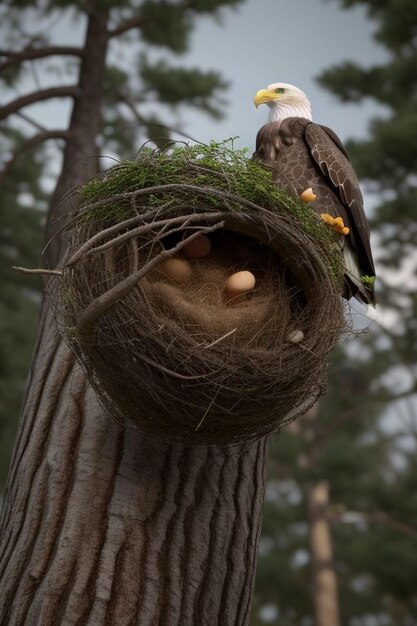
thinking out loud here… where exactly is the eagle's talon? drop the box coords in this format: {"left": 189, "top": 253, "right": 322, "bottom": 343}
{"left": 320, "top": 213, "right": 350, "bottom": 236}
{"left": 300, "top": 187, "right": 317, "bottom": 203}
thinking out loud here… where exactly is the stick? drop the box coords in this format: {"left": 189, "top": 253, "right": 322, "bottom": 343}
{"left": 13, "top": 266, "right": 62, "bottom": 277}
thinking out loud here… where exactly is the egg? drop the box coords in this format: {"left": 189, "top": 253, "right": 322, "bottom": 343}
{"left": 160, "top": 258, "right": 192, "bottom": 282}
{"left": 183, "top": 234, "right": 211, "bottom": 259}
{"left": 224, "top": 270, "right": 256, "bottom": 302}
{"left": 300, "top": 187, "right": 317, "bottom": 203}
{"left": 287, "top": 329, "right": 304, "bottom": 344}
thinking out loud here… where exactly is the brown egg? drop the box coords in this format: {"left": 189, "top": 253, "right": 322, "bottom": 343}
{"left": 160, "top": 258, "right": 192, "bottom": 282}
{"left": 224, "top": 270, "right": 256, "bottom": 301}
{"left": 183, "top": 234, "right": 211, "bottom": 259}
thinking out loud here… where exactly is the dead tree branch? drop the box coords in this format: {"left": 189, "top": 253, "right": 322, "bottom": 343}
{"left": 329, "top": 508, "right": 417, "bottom": 539}
{"left": 0, "top": 130, "right": 70, "bottom": 184}
{"left": 0, "top": 86, "right": 80, "bottom": 121}
{"left": 108, "top": 16, "right": 145, "bottom": 37}
{"left": 0, "top": 46, "right": 83, "bottom": 72}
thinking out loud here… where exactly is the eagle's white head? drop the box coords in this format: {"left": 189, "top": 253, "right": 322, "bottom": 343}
{"left": 254, "top": 82, "right": 313, "bottom": 124}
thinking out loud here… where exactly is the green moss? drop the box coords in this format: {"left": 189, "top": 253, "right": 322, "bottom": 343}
{"left": 80, "top": 139, "right": 343, "bottom": 280}
{"left": 361, "top": 274, "right": 376, "bottom": 285}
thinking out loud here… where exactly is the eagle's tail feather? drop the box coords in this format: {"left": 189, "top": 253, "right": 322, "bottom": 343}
{"left": 343, "top": 247, "right": 376, "bottom": 306}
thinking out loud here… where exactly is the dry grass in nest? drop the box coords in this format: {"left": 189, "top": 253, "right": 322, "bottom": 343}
{"left": 48, "top": 143, "right": 347, "bottom": 446}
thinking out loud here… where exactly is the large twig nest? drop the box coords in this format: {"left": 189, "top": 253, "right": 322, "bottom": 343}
{"left": 48, "top": 142, "right": 346, "bottom": 445}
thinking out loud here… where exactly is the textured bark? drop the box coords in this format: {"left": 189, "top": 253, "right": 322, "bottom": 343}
{"left": 0, "top": 303, "right": 267, "bottom": 625}
{"left": 46, "top": 6, "right": 110, "bottom": 266}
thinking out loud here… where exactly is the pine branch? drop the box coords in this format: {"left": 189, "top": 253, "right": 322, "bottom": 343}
{"left": 107, "top": 0, "right": 210, "bottom": 38}
{"left": 329, "top": 508, "right": 417, "bottom": 539}
{"left": 15, "top": 110, "right": 49, "bottom": 133}
{"left": 316, "top": 381, "right": 417, "bottom": 449}
{"left": 0, "top": 46, "right": 84, "bottom": 73}
{"left": 0, "top": 86, "right": 80, "bottom": 121}
{"left": 108, "top": 16, "right": 145, "bottom": 38}
{"left": 0, "top": 130, "right": 70, "bottom": 184}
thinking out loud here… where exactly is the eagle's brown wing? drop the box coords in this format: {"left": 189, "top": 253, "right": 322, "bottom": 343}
{"left": 304, "top": 123, "right": 375, "bottom": 278}
{"left": 254, "top": 118, "right": 376, "bottom": 302}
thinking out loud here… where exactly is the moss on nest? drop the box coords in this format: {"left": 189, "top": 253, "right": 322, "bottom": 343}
{"left": 80, "top": 140, "right": 344, "bottom": 283}
{"left": 82, "top": 142, "right": 333, "bottom": 236}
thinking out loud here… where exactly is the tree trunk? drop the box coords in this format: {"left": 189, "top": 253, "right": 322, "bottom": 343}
{"left": 303, "top": 405, "right": 340, "bottom": 626}
{"left": 307, "top": 480, "right": 340, "bottom": 626}
{"left": 46, "top": 5, "right": 109, "bottom": 266}
{"left": 0, "top": 302, "right": 267, "bottom": 625}
{"left": 0, "top": 6, "right": 268, "bottom": 625}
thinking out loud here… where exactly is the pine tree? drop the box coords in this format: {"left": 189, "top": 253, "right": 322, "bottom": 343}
{"left": 318, "top": 2, "right": 417, "bottom": 620}
{"left": 0, "top": 3, "right": 271, "bottom": 625}
{"left": 0, "top": 0, "right": 241, "bottom": 486}
{"left": 253, "top": 2, "right": 417, "bottom": 624}
{"left": 0, "top": 135, "right": 45, "bottom": 487}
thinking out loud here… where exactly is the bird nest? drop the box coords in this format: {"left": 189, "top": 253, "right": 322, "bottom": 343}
{"left": 48, "top": 141, "right": 346, "bottom": 446}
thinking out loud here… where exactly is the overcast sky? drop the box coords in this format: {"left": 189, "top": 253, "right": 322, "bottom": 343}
{"left": 181, "top": 0, "right": 387, "bottom": 148}
{"left": 12, "top": 0, "right": 388, "bottom": 154}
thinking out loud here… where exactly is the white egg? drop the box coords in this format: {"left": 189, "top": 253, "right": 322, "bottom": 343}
{"left": 183, "top": 234, "right": 211, "bottom": 259}
{"left": 287, "top": 329, "right": 305, "bottom": 344}
{"left": 224, "top": 270, "right": 256, "bottom": 301}
{"left": 160, "top": 258, "right": 192, "bottom": 282}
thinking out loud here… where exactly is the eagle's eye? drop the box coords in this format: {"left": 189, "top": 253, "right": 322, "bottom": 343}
{"left": 274, "top": 88, "right": 286, "bottom": 94}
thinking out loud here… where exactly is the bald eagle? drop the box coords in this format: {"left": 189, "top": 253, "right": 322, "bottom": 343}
{"left": 253, "top": 82, "right": 376, "bottom": 306}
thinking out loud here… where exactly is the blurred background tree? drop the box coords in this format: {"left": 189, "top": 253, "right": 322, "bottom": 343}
{"left": 0, "top": 137, "right": 45, "bottom": 484}
{"left": 0, "top": 0, "right": 245, "bottom": 491}
{"left": 252, "top": 1, "right": 417, "bottom": 624}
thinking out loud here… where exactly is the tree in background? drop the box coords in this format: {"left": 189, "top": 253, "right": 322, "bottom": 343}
{"left": 253, "top": 1, "right": 417, "bottom": 624}
{"left": 0, "top": 137, "right": 45, "bottom": 485}
{"left": 253, "top": 356, "right": 417, "bottom": 625}
{"left": 0, "top": 0, "right": 241, "bottom": 488}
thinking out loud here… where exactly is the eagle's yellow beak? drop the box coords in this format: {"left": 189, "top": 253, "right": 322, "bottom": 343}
{"left": 254, "top": 88, "right": 280, "bottom": 108}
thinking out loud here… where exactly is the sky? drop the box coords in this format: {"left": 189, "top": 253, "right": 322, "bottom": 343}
{"left": 9, "top": 0, "right": 388, "bottom": 154}
{"left": 180, "top": 0, "right": 388, "bottom": 148}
